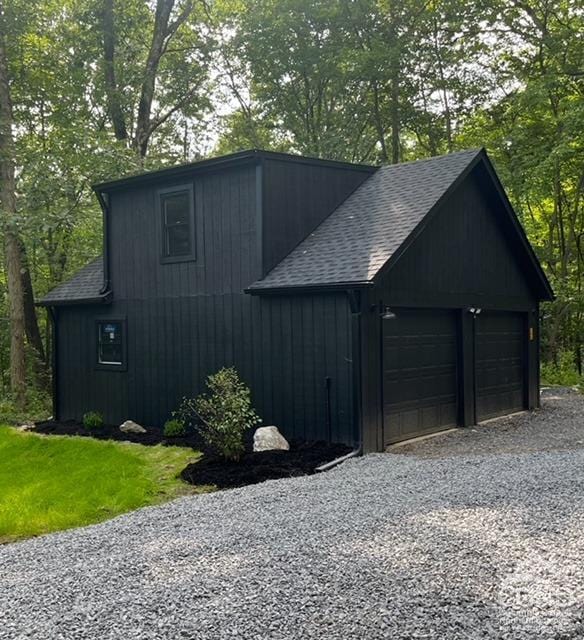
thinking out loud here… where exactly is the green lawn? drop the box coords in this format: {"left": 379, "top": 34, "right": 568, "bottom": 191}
{"left": 0, "top": 426, "right": 201, "bottom": 543}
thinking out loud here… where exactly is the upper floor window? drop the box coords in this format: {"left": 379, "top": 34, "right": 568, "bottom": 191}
{"left": 159, "top": 184, "right": 195, "bottom": 263}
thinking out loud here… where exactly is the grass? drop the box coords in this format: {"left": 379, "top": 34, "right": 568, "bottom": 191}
{"left": 0, "top": 425, "right": 202, "bottom": 543}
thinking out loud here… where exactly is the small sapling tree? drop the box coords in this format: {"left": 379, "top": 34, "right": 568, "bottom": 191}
{"left": 176, "top": 367, "right": 260, "bottom": 461}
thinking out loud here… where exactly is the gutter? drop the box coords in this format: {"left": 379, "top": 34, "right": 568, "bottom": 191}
{"left": 316, "top": 288, "right": 364, "bottom": 471}
{"left": 36, "top": 293, "right": 111, "bottom": 308}
{"left": 245, "top": 281, "right": 373, "bottom": 296}
{"left": 92, "top": 149, "right": 376, "bottom": 193}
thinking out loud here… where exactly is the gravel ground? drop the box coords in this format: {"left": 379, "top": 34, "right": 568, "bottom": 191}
{"left": 394, "top": 386, "right": 584, "bottom": 457}
{"left": 2, "top": 388, "right": 584, "bottom": 640}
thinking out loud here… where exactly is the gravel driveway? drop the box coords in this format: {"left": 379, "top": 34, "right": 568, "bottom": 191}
{"left": 2, "top": 388, "right": 584, "bottom": 640}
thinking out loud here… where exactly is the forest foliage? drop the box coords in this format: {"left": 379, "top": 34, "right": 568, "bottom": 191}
{"left": 0, "top": 0, "right": 582, "bottom": 413}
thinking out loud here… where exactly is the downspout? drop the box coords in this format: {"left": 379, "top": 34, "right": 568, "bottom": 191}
{"left": 47, "top": 306, "right": 59, "bottom": 420}
{"left": 316, "top": 288, "right": 363, "bottom": 472}
{"left": 94, "top": 190, "right": 111, "bottom": 295}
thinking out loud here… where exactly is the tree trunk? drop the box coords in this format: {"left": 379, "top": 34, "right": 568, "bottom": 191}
{"left": 0, "top": 2, "right": 26, "bottom": 408}
{"left": 390, "top": 67, "right": 400, "bottom": 164}
{"left": 134, "top": 0, "right": 176, "bottom": 158}
{"left": 102, "top": 0, "right": 128, "bottom": 141}
{"left": 133, "top": 0, "right": 195, "bottom": 159}
{"left": 4, "top": 233, "right": 26, "bottom": 405}
{"left": 388, "top": 18, "right": 400, "bottom": 165}
{"left": 432, "top": 18, "right": 453, "bottom": 153}
{"left": 371, "top": 80, "right": 388, "bottom": 162}
{"left": 19, "top": 239, "right": 50, "bottom": 388}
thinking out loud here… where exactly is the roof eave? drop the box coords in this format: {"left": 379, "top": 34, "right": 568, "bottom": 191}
{"left": 245, "top": 281, "right": 374, "bottom": 296}
{"left": 92, "top": 149, "right": 377, "bottom": 193}
{"left": 36, "top": 291, "right": 112, "bottom": 308}
{"left": 92, "top": 150, "right": 261, "bottom": 193}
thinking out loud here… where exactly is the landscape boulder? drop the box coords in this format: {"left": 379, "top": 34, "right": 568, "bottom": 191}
{"left": 119, "top": 420, "right": 147, "bottom": 434}
{"left": 253, "top": 426, "right": 289, "bottom": 452}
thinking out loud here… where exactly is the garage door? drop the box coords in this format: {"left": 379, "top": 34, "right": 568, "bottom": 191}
{"left": 383, "top": 310, "right": 459, "bottom": 446}
{"left": 475, "top": 312, "right": 525, "bottom": 421}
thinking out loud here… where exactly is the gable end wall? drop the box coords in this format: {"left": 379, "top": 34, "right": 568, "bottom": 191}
{"left": 377, "top": 166, "right": 538, "bottom": 309}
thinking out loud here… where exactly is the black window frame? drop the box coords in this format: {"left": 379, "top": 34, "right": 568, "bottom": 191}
{"left": 95, "top": 318, "right": 127, "bottom": 372}
{"left": 158, "top": 183, "right": 196, "bottom": 264}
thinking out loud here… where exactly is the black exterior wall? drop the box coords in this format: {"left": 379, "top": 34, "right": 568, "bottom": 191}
{"left": 358, "top": 164, "right": 542, "bottom": 451}
{"left": 55, "top": 294, "right": 355, "bottom": 443}
{"left": 55, "top": 157, "right": 359, "bottom": 444}
{"left": 261, "top": 159, "right": 373, "bottom": 274}
{"left": 51, "top": 153, "right": 548, "bottom": 452}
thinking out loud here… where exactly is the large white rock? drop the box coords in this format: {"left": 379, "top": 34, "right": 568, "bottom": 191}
{"left": 253, "top": 426, "right": 290, "bottom": 452}
{"left": 119, "top": 420, "right": 147, "bottom": 434}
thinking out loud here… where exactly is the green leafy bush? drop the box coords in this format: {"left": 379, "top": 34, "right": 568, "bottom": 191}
{"left": 163, "top": 418, "right": 186, "bottom": 438}
{"left": 82, "top": 411, "right": 104, "bottom": 430}
{"left": 176, "top": 367, "right": 261, "bottom": 461}
{"left": 541, "top": 350, "right": 582, "bottom": 387}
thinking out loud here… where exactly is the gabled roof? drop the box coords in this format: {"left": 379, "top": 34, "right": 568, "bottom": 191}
{"left": 247, "top": 149, "right": 482, "bottom": 292}
{"left": 247, "top": 149, "right": 553, "bottom": 300}
{"left": 41, "top": 148, "right": 552, "bottom": 306}
{"left": 38, "top": 257, "right": 107, "bottom": 306}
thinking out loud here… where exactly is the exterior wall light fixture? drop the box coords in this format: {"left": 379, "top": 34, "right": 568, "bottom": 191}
{"left": 381, "top": 306, "right": 397, "bottom": 320}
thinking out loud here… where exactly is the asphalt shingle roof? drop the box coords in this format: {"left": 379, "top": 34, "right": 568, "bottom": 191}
{"left": 39, "top": 150, "right": 484, "bottom": 304}
{"left": 248, "top": 149, "right": 482, "bottom": 291}
{"left": 39, "top": 257, "right": 104, "bottom": 305}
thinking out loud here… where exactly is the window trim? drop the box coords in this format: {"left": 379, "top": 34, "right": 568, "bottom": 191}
{"left": 95, "top": 318, "right": 127, "bottom": 372}
{"left": 158, "top": 183, "right": 196, "bottom": 264}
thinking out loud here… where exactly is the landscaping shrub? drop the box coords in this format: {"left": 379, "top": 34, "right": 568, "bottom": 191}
{"left": 83, "top": 411, "right": 104, "bottom": 429}
{"left": 541, "top": 350, "right": 583, "bottom": 387}
{"left": 163, "top": 418, "right": 186, "bottom": 438}
{"left": 176, "top": 367, "right": 261, "bottom": 461}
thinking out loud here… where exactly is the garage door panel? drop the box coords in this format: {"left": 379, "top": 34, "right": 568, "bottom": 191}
{"left": 384, "top": 367, "right": 456, "bottom": 396}
{"left": 383, "top": 310, "right": 459, "bottom": 446}
{"left": 475, "top": 312, "right": 525, "bottom": 421}
{"left": 476, "top": 361, "right": 522, "bottom": 389}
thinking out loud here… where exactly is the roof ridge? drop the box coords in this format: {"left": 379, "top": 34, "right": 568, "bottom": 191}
{"left": 377, "top": 148, "right": 483, "bottom": 171}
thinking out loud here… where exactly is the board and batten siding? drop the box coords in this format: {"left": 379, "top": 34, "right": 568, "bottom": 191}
{"left": 56, "top": 161, "right": 355, "bottom": 444}
{"left": 379, "top": 166, "right": 537, "bottom": 310}
{"left": 261, "top": 158, "right": 374, "bottom": 275}
{"left": 358, "top": 165, "right": 540, "bottom": 452}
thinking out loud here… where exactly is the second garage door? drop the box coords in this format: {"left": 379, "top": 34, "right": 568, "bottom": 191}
{"left": 475, "top": 311, "right": 525, "bottom": 421}
{"left": 382, "top": 310, "right": 459, "bottom": 446}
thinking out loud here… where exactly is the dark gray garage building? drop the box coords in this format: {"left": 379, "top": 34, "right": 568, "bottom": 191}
{"left": 40, "top": 148, "right": 553, "bottom": 452}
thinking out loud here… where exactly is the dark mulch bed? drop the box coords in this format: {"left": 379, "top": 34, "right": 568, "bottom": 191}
{"left": 180, "top": 441, "right": 353, "bottom": 489}
{"left": 33, "top": 419, "right": 203, "bottom": 449}
{"left": 33, "top": 419, "right": 353, "bottom": 489}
